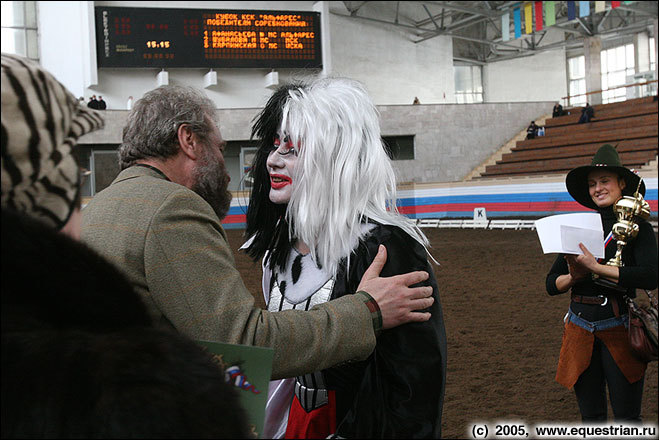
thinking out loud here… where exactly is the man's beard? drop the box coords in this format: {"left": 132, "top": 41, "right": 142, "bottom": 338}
{"left": 191, "top": 149, "right": 232, "bottom": 220}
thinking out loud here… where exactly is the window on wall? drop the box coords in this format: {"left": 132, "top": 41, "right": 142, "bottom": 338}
{"left": 1, "top": 1, "right": 38, "bottom": 60}
{"left": 454, "top": 65, "right": 483, "bottom": 103}
{"left": 382, "top": 136, "right": 415, "bottom": 160}
{"left": 224, "top": 140, "right": 258, "bottom": 191}
{"left": 650, "top": 37, "right": 656, "bottom": 72}
{"left": 601, "top": 43, "right": 635, "bottom": 104}
{"left": 567, "top": 56, "right": 587, "bottom": 106}
{"left": 74, "top": 146, "right": 120, "bottom": 199}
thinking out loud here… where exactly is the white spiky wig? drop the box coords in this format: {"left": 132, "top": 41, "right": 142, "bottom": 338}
{"left": 267, "top": 77, "right": 430, "bottom": 276}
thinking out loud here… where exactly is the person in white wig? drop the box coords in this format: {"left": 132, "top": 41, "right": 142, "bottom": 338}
{"left": 244, "top": 77, "right": 447, "bottom": 438}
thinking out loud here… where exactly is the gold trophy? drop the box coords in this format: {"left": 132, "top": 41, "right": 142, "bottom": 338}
{"left": 594, "top": 178, "right": 650, "bottom": 291}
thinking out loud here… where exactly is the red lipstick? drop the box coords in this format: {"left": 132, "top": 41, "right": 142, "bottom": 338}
{"left": 270, "top": 174, "right": 292, "bottom": 189}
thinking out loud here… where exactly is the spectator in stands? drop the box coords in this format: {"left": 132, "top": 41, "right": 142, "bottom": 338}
{"left": 526, "top": 121, "right": 538, "bottom": 139}
{"left": 87, "top": 94, "right": 99, "bottom": 109}
{"left": 1, "top": 53, "right": 251, "bottom": 439}
{"left": 126, "top": 95, "right": 134, "bottom": 110}
{"left": 245, "top": 78, "right": 446, "bottom": 438}
{"left": 545, "top": 143, "right": 657, "bottom": 423}
{"left": 97, "top": 95, "right": 107, "bottom": 110}
{"left": 537, "top": 126, "right": 546, "bottom": 137}
{"left": 413, "top": 96, "right": 421, "bottom": 105}
{"left": 578, "top": 102, "right": 594, "bottom": 124}
{"left": 552, "top": 102, "right": 564, "bottom": 117}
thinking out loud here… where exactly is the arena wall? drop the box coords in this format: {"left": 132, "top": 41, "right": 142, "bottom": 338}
{"left": 221, "top": 175, "right": 659, "bottom": 229}
{"left": 79, "top": 100, "right": 554, "bottom": 187}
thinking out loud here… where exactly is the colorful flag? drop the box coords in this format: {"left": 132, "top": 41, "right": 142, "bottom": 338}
{"left": 514, "top": 7, "right": 521, "bottom": 39}
{"left": 595, "top": 1, "right": 606, "bottom": 13}
{"left": 545, "top": 1, "right": 556, "bottom": 27}
{"left": 579, "top": 1, "right": 590, "bottom": 16}
{"left": 502, "top": 12, "right": 510, "bottom": 41}
{"left": 567, "top": 1, "right": 576, "bottom": 20}
{"left": 535, "top": 1, "right": 544, "bottom": 31}
{"left": 524, "top": 2, "right": 533, "bottom": 34}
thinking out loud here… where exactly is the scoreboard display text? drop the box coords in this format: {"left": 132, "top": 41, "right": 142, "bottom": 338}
{"left": 95, "top": 6, "right": 322, "bottom": 68}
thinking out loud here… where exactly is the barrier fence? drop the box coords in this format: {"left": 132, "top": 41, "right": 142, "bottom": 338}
{"left": 416, "top": 218, "right": 659, "bottom": 233}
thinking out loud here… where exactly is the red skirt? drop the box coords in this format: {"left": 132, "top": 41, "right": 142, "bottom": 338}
{"left": 285, "top": 390, "right": 337, "bottom": 439}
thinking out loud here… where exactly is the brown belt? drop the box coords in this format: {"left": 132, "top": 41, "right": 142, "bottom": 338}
{"left": 571, "top": 294, "right": 608, "bottom": 305}
{"left": 571, "top": 294, "right": 622, "bottom": 317}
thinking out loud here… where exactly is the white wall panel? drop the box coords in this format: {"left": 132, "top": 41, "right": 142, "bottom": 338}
{"left": 484, "top": 48, "right": 568, "bottom": 103}
{"left": 329, "top": 13, "right": 454, "bottom": 105}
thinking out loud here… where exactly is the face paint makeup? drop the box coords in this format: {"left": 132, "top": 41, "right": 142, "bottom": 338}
{"left": 267, "top": 130, "right": 298, "bottom": 204}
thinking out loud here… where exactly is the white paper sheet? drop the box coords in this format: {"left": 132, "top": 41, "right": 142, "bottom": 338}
{"left": 534, "top": 213, "right": 605, "bottom": 258}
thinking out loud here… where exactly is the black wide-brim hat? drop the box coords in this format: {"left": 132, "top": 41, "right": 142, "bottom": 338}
{"left": 565, "top": 144, "right": 646, "bottom": 210}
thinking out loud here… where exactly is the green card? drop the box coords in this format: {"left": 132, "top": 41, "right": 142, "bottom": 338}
{"left": 197, "top": 340, "right": 274, "bottom": 438}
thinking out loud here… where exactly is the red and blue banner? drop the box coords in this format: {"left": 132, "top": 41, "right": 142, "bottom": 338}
{"left": 221, "top": 177, "right": 658, "bottom": 229}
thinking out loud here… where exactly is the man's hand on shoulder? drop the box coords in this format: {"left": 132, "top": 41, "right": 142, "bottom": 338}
{"left": 357, "top": 245, "right": 434, "bottom": 329}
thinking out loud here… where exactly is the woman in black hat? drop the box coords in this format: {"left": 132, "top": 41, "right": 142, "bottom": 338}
{"left": 545, "top": 144, "right": 657, "bottom": 422}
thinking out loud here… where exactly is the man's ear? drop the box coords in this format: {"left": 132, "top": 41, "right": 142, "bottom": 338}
{"left": 177, "top": 124, "right": 199, "bottom": 160}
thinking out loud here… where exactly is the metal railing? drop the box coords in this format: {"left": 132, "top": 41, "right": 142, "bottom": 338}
{"left": 416, "top": 219, "right": 659, "bottom": 232}
{"left": 562, "top": 79, "right": 658, "bottom": 108}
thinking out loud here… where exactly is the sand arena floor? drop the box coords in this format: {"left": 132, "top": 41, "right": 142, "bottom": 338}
{"left": 225, "top": 227, "right": 658, "bottom": 439}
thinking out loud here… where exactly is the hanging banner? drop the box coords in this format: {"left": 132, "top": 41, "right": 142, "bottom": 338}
{"left": 514, "top": 7, "right": 522, "bottom": 39}
{"left": 545, "top": 1, "right": 556, "bottom": 27}
{"left": 535, "top": 1, "right": 544, "bottom": 31}
{"left": 524, "top": 2, "right": 533, "bottom": 34}
{"left": 567, "top": 1, "right": 576, "bottom": 20}
{"left": 502, "top": 11, "right": 510, "bottom": 41}
{"left": 579, "top": 1, "right": 590, "bottom": 17}
{"left": 611, "top": 1, "right": 621, "bottom": 8}
{"left": 595, "top": 1, "right": 606, "bottom": 13}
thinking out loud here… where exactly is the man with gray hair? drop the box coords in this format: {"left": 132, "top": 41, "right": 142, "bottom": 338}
{"left": 2, "top": 54, "right": 250, "bottom": 438}
{"left": 82, "top": 85, "right": 435, "bottom": 380}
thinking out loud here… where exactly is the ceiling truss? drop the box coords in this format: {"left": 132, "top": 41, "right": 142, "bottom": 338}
{"left": 334, "top": 1, "right": 658, "bottom": 65}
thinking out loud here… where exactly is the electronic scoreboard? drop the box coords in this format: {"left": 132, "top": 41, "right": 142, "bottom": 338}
{"left": 95, "top": 6, "right": 322, "bottom": 68}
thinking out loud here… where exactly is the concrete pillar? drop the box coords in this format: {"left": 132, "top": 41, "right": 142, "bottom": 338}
{"left": 654, "top": 19, "right": 658, "bottom": 83}
{"left": 584, "top": 36, "right": 602, "bottom": 105}
{"left": 313, "top": 1, "right": 331, "bottom": 77}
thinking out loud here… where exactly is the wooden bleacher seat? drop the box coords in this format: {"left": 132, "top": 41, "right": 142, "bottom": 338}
{"left": 545, "top": 96, "right": 656, "bottom": 128}
{"left": 478, "top": 96, "right": 658, "bottom": 178}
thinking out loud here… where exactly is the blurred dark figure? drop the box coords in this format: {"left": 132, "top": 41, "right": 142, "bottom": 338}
{"left": 87, "top": 94, "right": 99, "bottom": 109}
{"left": 1, "top": 53, "right": 250, "bottom": 439}
{"left": 97, "top": 95, "right": 107, "bottom": 110}
{"left": 526, "top": 121, "right": 539, "bottom": 140}
{"left": 578, "top": 102, "right": 594, "bottom": 124}
{"left": 552, "top": 102, "right": 564, "bottom": 117}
